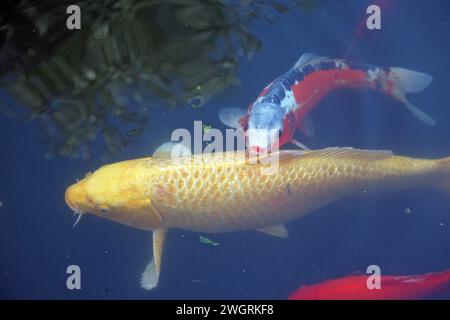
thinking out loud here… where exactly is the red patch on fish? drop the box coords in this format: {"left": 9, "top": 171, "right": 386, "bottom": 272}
{"left": 250, "top": 145, "right": 265, "bottom": 154}
{"left": 289, "top": 269, "right": 450, "bottom": 300}
{"left": 292, "top": 69, "right": 371, "bottom": 120}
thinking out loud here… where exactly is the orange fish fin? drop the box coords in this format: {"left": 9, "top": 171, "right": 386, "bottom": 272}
{"left": 140, "top": 228, "right": 168, "bottom": 290}
{"left": 247, "top": 148, "right": 392, "bottom": 164}
{"left": 256, "top": 224, "right": 288, "bottom": 238}
{"left": 296, "top": 147, "right": 393, "bottom": 161}
{"left": 246, "top": 150, "right": 307, "bottom": 164}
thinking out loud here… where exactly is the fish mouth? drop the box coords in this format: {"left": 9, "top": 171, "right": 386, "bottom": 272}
{"left": 65, "top": 188, "right": 77, "bottom": 212}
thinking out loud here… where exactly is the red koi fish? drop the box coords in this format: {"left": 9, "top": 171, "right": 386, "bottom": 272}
{"left": 219, "top": 53, "right": 435, "bottom": 154}
{"left": 289, "top": 269, "right": 450, "bottom": 300}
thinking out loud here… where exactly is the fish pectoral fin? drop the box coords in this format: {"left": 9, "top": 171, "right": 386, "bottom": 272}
{"left": 140, "top": 228, "right": 168, "bottom": 290}
{"left": 289, "top": 138, "right": 310, "bottom": 150}
{"left": 256, "top": 224, "right": 288, "bottom": 238}
{"left": 297, "top": 115, "right": 315, "bottom": 138}
{"left": 293, "top": 52, "right": 323, "bottom": 69}
{"left": 140, "top": 257, "right": 158, "bottom": 290}
{"left": 218, "top": 107, "right": 246, "bottom": 129}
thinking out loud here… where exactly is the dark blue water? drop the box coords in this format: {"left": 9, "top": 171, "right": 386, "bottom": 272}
{"left": 1, "top": 0, "right": 450, "bottom": 299}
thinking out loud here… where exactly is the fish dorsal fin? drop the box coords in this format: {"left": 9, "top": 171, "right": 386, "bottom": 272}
{"left": 296, "top": 147, "right": 393, "bottom": 161}
{"left": 256, "top": 224, "right": 288, "bottom": 238}
{"left": 294, "top": 52, "right": 321, "bottom": 69}
{"left": 247, "top": 150, "right": 307, "bottom": 164}
{"left": 153, "top": 142, "right": 192, "bottom": 159}
{"left": 277, "top": 150, "right": 309, "bottom": 161}
{"left": 247, "top": 148, "right": 392, "bottom": 164}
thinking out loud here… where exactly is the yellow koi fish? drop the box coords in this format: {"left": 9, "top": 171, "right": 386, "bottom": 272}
{"left": 64, "top": 144, "right": 450, "bottom": 289}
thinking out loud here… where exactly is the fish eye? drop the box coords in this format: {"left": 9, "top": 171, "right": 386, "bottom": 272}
{"left": 98, "top": 205, "right": 110, "bottom": 214}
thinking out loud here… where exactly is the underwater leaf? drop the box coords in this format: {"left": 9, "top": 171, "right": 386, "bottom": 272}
{"left": 199, "top": 236, "right": 220, "bottom": 247}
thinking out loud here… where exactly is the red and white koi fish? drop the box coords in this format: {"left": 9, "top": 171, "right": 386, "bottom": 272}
{"left": 289, "top": 269, "right": 450, "bottom": 300}
{"left": 219, "top": 53, "right": 435, "bottom": 154}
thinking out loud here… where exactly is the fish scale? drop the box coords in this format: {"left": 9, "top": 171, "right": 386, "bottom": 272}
{"left": 146, "top": 149, "right": 439, "bottom": 233}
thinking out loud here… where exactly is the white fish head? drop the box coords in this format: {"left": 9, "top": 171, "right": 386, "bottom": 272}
{"left": 247, "top": 102, "right": 284, "bottom": 153}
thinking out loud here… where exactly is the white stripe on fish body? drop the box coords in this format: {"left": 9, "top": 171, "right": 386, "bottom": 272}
{"left": 280, "top": 89, "right": 297, "bottom": 113}
{"left": 367, "top": 67, "right": 381, "bottom": 82}
{"left": 255, "top": 89, "right": 297, "bottom": 114}
{"left": 334, "top": 60, "right": 348, "bottom": 70}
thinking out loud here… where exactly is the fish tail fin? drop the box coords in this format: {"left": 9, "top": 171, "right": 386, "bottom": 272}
{"left": 386, "top": 67, "right": 436, "bottom": 126}
{"left": 389, "top": 67, "right": 433, "bottom": 93}
{"left": 437, "top": 157, "right": 450, "bottom": 196}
